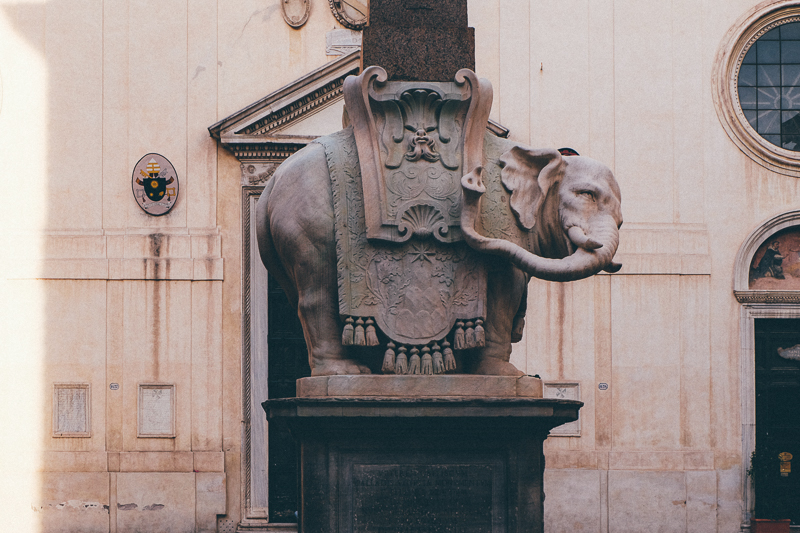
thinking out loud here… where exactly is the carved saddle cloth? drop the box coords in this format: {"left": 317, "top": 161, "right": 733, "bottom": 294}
{"left": 316, "top": 127, "right": 487, "bottom": 346}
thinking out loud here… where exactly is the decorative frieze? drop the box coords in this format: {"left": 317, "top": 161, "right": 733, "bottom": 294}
{"left": 240, "top": 162, "right": 280, "bottom": 186}
{"left": 734, "top": 291, "right": 800, "bottom": 304}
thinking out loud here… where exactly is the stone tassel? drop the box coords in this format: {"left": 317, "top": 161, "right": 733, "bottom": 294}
{"left": 354, "top": 318, "right": 366, "bottom": 346}
{"left": 464, "top": 321, "right": 476, "bottom": 348}
{"left": 420, "top": 346, "right": 433, "bottom": 375}
{"left": 454, "top": 321, "right": 466, "bottom": 350}
{"left": 395, "top": 346, "right": 408, "bottom": 375}
{"left": 442, "top": 340, "right": 456, "bottom": 372}
{"left": 365, "top": 318, "right": 379, "bottom": 346}
{"left": 474, "top": 319, "right": 485, "bottom": 347}
{"left": 342, "top": 317, "right": 355, "bottom": 346}
{"left": 382, "top": 342, "right": 396, "bottom": 374}
{"left": 431, "top": 343, "right": 444, "bottom": 374}
{"left": 408, "top": 347, "right": 421, "bottom": 374}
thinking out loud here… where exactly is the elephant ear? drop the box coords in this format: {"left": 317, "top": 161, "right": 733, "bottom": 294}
{"left": 498, "top": 146, "right": 563, "bottom": 231}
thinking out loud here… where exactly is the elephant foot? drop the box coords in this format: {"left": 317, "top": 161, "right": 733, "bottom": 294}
{"left": 474, "top": 357, "right": 525, "bottom": 376}
{"left": 311, "top": 358, "right": 372, "bottom": 376}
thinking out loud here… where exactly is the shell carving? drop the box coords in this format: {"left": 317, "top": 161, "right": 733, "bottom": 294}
{"left": 397, "top": 204, "right": 448, "bottom": 240}
{"left": 778, "top": 344, "right": 800, "bottom": 361}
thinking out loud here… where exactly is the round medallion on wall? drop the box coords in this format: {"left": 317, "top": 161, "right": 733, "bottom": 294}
{"left": 714, "top": 1, "right": 800, "bottom": 176}
{"left": 131, "top": 153, "right": 179, "bottom": 216}
{"left": 329, "top": 0, "right": 368, "bottom": 30}
{"left": 282, "top": 0, "right": 310, "bottom": 29}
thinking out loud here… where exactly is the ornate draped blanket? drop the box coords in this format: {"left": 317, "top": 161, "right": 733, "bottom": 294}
{"left": 317, "top": 128, "right": 487, "bottom": 346}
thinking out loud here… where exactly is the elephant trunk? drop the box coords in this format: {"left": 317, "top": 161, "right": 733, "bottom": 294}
{"left": 461, "top": 167, "right": 620, "bottom": 282}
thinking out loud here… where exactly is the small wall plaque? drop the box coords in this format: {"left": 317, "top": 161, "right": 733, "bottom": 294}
{"left": 53, "top": 383, "right": 90, "bottom": 437}
{"left": 138, "top": 384, "right": 175, "bottom": 438}
{"left": 132, "top": 153, "right": 178, "bottom": 216}
{"left": 326, "top": 29, "right": 362, "bottom": 56}
{"left": 543, "top": 382, "right": 581, "bottom": 436}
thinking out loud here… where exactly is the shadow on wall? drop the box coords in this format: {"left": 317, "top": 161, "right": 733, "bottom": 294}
{"left": 1, "top": 1, "right": 48, "bottom": 532}
{"left": 3, "top": 0, "right": 233, "bottom": 530}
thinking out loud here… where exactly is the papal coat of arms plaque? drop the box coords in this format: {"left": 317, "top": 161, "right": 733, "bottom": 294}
{"left": 132, "top": 153, "right": 178, "bottom": 216}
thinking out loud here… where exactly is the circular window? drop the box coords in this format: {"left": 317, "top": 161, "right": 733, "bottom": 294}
{"left": 738, "top": 21, "right": 800, "bottom": 151}
{"left": 714, "top": 2, "right": 800, "bottom": 176}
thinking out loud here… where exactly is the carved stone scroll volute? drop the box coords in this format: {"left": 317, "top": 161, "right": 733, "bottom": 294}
{"left": 344, "top": 66, "right": 493, "bottom": 244}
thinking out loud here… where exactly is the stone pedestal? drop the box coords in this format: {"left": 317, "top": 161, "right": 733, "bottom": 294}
{"left": 263, "top": 377, "right": 581, "bottom": 533}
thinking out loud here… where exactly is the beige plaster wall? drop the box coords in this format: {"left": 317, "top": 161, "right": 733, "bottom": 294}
{"left": 467, "top": 1, "right": 795, "bottom": 531}
{"left": 0, "top": 0, "right": 792, "bottom": 531}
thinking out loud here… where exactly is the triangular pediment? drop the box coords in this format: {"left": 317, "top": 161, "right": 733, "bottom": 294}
{"left": 209, "top": 50, "right": 509, "bottom": 163}
{"left": 209, "top": 51, "right": 361, "bottom": 161}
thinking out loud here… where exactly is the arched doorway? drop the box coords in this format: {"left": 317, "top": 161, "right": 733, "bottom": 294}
{"left": 734, "top": 209, "right": 800, "bottom": 526}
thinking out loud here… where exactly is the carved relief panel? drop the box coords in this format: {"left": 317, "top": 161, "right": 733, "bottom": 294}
{"left": 344, "top": 67, "right": 492, "bottom": 244}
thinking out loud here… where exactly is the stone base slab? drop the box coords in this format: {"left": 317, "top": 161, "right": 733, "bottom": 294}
{"left": 263, "top": 397, "right": 581, "bottom": 533}
{"left": 296, "top": 375, "right": 542, "bottom": 398}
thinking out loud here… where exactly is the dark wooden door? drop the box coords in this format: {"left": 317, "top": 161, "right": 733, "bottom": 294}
{"left": 268, "top": 276, "right": 311, "bottom": 523}
{"left": 754, "top": 318, "right": 800, "bottom": 523}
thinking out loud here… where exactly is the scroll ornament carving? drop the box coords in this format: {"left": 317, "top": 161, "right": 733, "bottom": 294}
{"left": 344, "top": 66, "right": 492, "bottom": 244}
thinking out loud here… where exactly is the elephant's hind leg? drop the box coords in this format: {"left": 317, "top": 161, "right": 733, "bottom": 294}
{"left": 268, "top": 143, "right": 371, "bottom": 376}
{"left": 294, "top": 281, "right": 371, "bottom": 376}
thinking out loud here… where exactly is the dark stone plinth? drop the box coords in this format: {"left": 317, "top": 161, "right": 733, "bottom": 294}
{"left": 367, "top": 0, "right": 467, "bottom": 28}
{"left": 361, "top": 26, "right": 475, "bottom": 82}
{"left": 263, "top": 397, "right": 582, "bottom": 533}
{"left": 361, "top": 0, "right": 475, "bottom": 81}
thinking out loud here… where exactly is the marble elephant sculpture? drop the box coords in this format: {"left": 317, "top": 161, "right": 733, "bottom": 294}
{"left": 256, "top": 134, "right": 622, "bottom": 376}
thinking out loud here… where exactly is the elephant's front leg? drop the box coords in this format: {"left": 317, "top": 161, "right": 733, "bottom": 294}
{"left": 474, "top": 260, "right": 527, "bottom": 376}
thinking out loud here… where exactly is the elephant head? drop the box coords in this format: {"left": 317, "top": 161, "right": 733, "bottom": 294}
{"left": 461, "top": 146, "right": 622, "bottom": 282}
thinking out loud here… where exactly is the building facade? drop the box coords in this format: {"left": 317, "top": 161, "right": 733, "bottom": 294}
{"left": 2, "top": 0, "right": 800, "bottom": 531}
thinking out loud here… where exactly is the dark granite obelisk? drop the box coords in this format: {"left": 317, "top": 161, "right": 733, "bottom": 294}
{"left": 361, "top": 0, "right": 475, "bottom": 81}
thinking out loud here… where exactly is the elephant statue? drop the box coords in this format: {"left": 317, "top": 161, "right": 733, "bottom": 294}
{"left": 256, "top": 69, "right": 622, "bottom": 377}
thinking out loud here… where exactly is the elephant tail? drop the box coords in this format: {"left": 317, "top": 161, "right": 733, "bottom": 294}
{"left": 255, "top": 177, "right": 299, "bottom": 309}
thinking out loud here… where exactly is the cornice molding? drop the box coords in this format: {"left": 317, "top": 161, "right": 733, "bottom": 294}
{"left": 735, "top": 290, "right": 800, "bottom": 304}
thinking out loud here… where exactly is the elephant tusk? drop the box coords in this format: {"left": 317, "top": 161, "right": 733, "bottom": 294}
{"left": 567, "top": 226, "right": 603, "bottom": 251}
{"left": 603, "top": 261, "right": 623, "bottom": 273}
